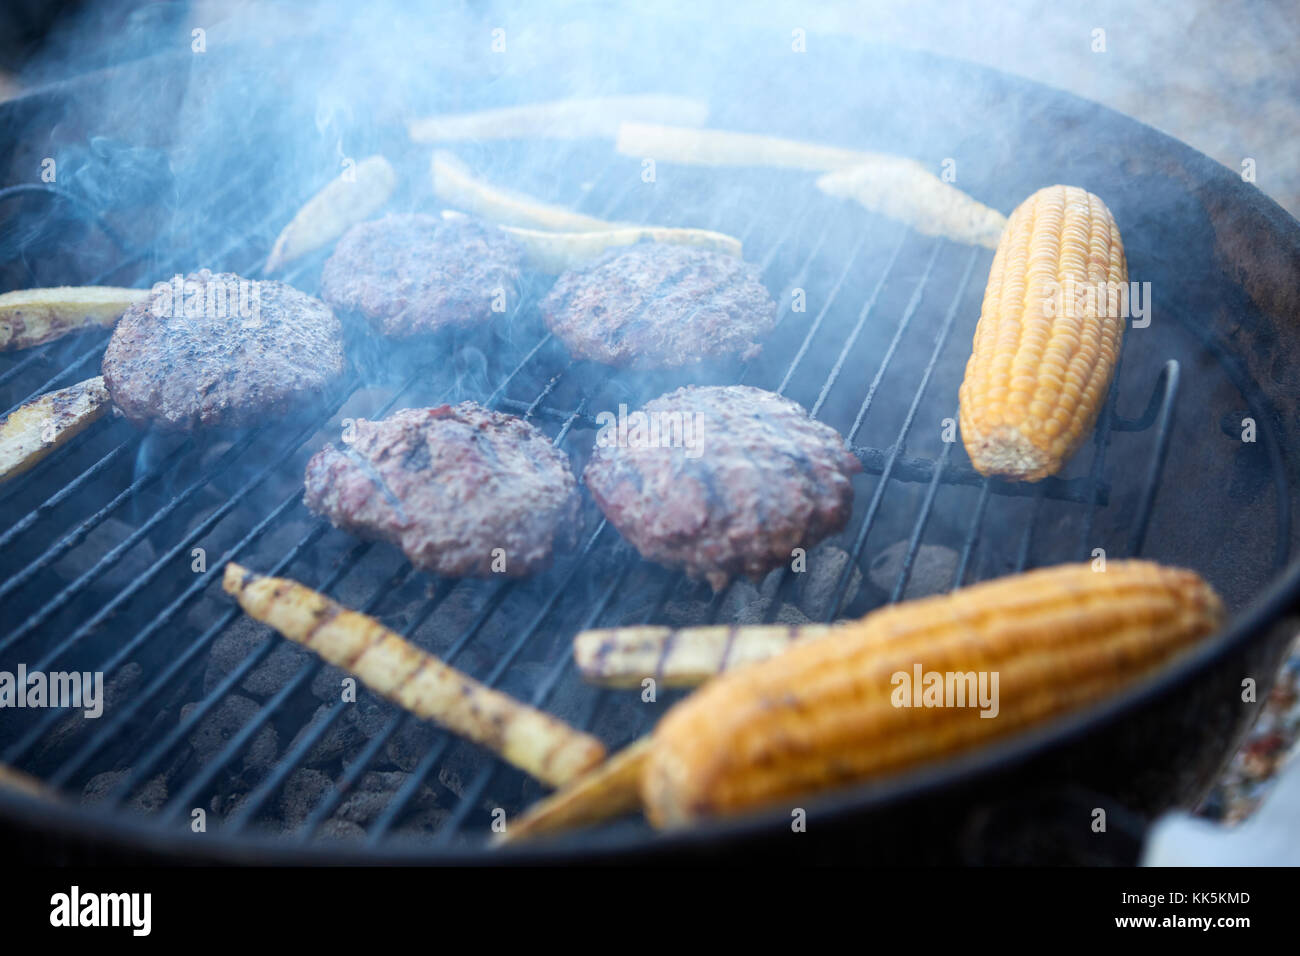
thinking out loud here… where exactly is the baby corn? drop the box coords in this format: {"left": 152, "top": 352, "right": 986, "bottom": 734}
{"left": 573, "top": 623, "right": 832, "bottom": 688}
{"left": 0, "top": 286, "right": 146, "bottom": 351}
{"left": 643, "top": 560, "right": 1222, "bottom": 827}
{"left": 265, "top": 155, "right": 396, "bottom": 272}
{"left": 222, "top": 563, "right": 605, "bottom": 788}
{"left": 958, "top": 184, "right": 1127, "bottom": 481}
{"left": 0, "top": 376, "right": 111, "bottom": 483}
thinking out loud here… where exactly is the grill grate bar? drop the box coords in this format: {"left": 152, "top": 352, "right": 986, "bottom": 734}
{"left": 0, "top": 435, "right": 194, "bottom": 611}
{"left": 0, "top": 432, "right": 140, "bottom": 549}
{"left": 774, "top": 231, "right": 871, "bottom": 396}
{"left": 0, "top": 156, "right": 302, "bottom": 418}
{"left": 827, "top": 245, "right": 980, "bottom": 620}
{"left": 44, "top": 503, "right": 331, "bottom": 787}
{"left": 216, "top": 562, "right": 420, "bottom": 829}
{"left": 55, "top": 358, "right": 454, "bottom": 789}
{"left": 845, "top": 240, "right": 946, "bottom": 444}
{"left": 1126, "top": 359, "right": 1180, "bottom": 556}
{"left": 1075, "top": 357, "right": 1125, "bottom": 561}
{"left": 952, "top": 479, "right": 993, "bottom": 588}
{"left": 888, "top": 420, "right": 957, "bottom": 603}
{"left": 809, "top": 228, "right": 910, "bottom": 417}
{"left": 12, "top": 356, "right": 444, "bottom": 772}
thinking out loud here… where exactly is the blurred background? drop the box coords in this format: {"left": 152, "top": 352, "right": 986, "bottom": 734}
{"left": 0, "top": 0, "right": 1295, "bottom": 854}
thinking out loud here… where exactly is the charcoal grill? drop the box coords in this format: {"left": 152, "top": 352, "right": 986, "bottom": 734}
{"left": 2, "top": 26, "right": 1299, "bottom": 864}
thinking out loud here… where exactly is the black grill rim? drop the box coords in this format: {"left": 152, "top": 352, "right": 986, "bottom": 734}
{"left": 2, "top": 37, "right": 1299, "bottom": 862}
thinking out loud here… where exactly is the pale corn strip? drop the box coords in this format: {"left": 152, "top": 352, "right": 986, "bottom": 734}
{"left": 0, "top": 376, "right": 111, "bottom": 483}
{"left": 0, "top": 286, "right": 146, "bottom": 351}
{"left": 496, "top": 738, "right": 652, "bottom": 844}
{"left": 616, "top": 121, "right": 873, "bottom": 170}
{"left": 409, "top": 94, "right": 708, "bottom": 142}
{"left": 616, "top": 122, "right": 1007, "bottom": 249}
{"left": 817, "top": 164, "right": 1007, "bottom": 250}
{"left": 431, "top": 151, "right": 619, "bottom": 231}
{"left": 265, "top": 155, "right": 397, "bottom": 272}
{"left": 222, "top": 563, "right": 606, "bottom": 788}
{"left": 499, "top": 224, "right": 742, "bottom": 273}
{"left": 573, "top": 624, "right": 833, "bottom": 688}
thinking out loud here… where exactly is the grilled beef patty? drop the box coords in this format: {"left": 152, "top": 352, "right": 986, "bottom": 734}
{"left": 539, "top": 244, "right": 777, "bottom": 368}
{"left": 101, "top": 269, "right": 345, "bottom": 430}
{"left": 304, "top": 403, "right": 580, "bottom": 578}
{"left": 320, "top": 213, "right": 525, "bottom": 338}
{"left": 583, "top": 385, "right": 860, "bottom": 589}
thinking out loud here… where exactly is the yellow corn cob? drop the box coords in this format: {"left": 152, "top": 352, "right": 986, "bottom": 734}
{"left": 643, "top": 560, "right": 1222, "bottom": 828}
{"left": 958, "top": 185, "right": 1127, "bottom": 481}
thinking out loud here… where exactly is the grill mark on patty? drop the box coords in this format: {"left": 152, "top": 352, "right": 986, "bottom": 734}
{"left": 583, "top": 385, "right": 857, "bottom": 589}
{"left": 304, "top": 404, "right": 580, "bottom": 578}
{"left": 342, "top": 443, "right": 410, "bottom": 523}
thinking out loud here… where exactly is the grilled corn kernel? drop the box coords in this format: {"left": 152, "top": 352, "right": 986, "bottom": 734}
{"left": 958, "top": 185, "right": 1127, "bottom": 481}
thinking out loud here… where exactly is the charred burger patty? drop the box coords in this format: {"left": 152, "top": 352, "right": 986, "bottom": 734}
{"left": 101, "top": 269, "right": 345, "bottom": 430}
{"left": 540, "top": 244, "right": 777, "bottom": 368}
{"left": 320, "top": 213, "right": 525, "bottom": 338}
{"left": 304, "top": 403, "right": 580, "bottom": 578}
{"left": 583, "top": 384, "right": 860, "bottom": 589}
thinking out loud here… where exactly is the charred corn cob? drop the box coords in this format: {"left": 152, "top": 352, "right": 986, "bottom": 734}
{"left": 223, "top": 563, "right": 605, "bottom": 788}
{"left": 643, "top": 560, "right": 1222, "bottom": 827}
{"left": 958, "top": 185, "right": 1127, "bottom": 481}
{"left": 573, "top": 623, "right": 833, "bottom": 688}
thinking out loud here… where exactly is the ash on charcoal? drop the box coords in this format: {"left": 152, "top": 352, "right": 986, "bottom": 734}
{"left": 795, "top": 544, "right": 862, "bottom": 619}
{"left": 718, "top": 580, "right": 762, "bottom": 620}
{"left": 81, "top": 770, "right": 168, "bottom": 813}
{"left": 385, "top": 718, "right": 439, "bottom": 773}
{"left": 731, "top": 598, "right": 811, "bottom": 627}
{"left": 180, "top": 694, "right": 278, "bottom": 776}
{"left": 317, "top": 818, "right": 367, "bottom": 841}
{"left": 203, "top": 616, "right": 308, "bottom": 698}
{"left": 867, "top": 541, "right": 959, "bottom": 601}
{"left": 279, "top": 768, "right": 333, "bottom": 827}
{"left": 334, "top": 770, "right": 440, "bottom": 827}
{"left": 285, "top": 702, "right": 378, "bottom": 767}
{"left": 310, "top": 662, "right": 354, "bottom": 702}
{"left": 36, "top": 663, "right": 143, "bottom": 761}
{"left": 52, "top": 517, "right": 157, "bottom": 586}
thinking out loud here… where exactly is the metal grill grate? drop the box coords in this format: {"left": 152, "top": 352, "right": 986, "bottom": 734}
{"left": 0, "top": 136, "right": 1204, "bottom": 851}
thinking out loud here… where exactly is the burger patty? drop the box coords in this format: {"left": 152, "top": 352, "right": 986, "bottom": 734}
{"left": 102, "top": 269, "right": 346, "bottom": 430}
{"left": 583, "top": 385, "right": 860, "bottom": 589}
{"left": 320, "top": 213, "right": 525, "bottom": 337}
{"left": 304, "top": 403, "right": 581, "bottom": 578}
{"left": 540, "top": 244, "right": 777, "bottom": 368}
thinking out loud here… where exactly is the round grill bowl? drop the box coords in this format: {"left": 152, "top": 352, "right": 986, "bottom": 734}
{"left": 1, "top": 29, "right": 1298, "bottom": 864}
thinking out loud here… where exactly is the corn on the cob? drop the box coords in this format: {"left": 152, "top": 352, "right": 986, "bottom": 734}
{"left": 643, "top": 560, "right": 1222, "bottom": 827}
{"left": 222, "top": 563, "right": 605, "bottom": 788}
{"left": 573, "top": 623, "right": 834, "bottom": 688}
{"left": 958, "top": 185, "right": 1127, "bottom": 481}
